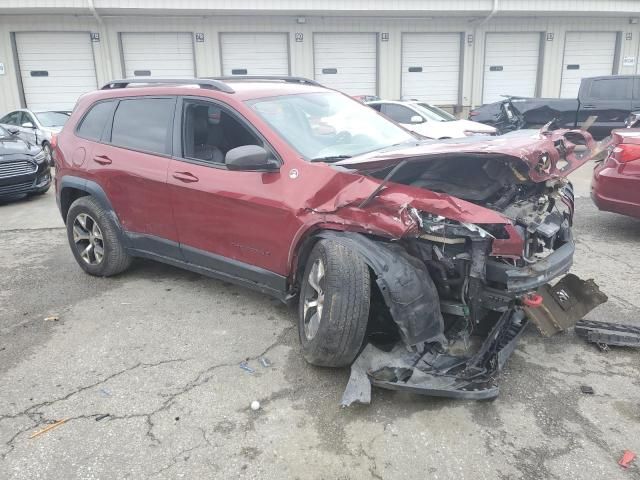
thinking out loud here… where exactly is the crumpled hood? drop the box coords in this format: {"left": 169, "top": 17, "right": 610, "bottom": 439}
{"left": 0, "top": 137, "right": 40, "bottom": 156}
{"left": 336, "top": 128, "right": 598, "bottom": 183}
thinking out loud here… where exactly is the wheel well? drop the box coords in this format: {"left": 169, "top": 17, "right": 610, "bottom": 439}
{"left": 60, "top": 187, "right": 89, "bottom": 223}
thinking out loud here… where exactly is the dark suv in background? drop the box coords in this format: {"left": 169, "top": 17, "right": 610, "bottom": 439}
{"left": 54, "top": 77, "right": 603, "bottom": 400}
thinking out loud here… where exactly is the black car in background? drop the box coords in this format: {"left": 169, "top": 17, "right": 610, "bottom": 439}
{"left": 469, "top": 75, "right": 640, "bottom": 139}
{"left": 0, "top": 125, "right": 51, "bottom": 200}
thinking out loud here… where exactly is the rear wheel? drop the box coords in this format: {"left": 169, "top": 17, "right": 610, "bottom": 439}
{"left": 66, "top": 196, "right": 132, "bottom": 277}
{"left": 298, "top": 239, "right": 371, "bottom": 367}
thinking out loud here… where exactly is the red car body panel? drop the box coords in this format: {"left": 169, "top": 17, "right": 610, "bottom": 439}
{"left": 55, "top": 85, "right": 593, "bottom": 281}
{"left": 592, "top": 129, "right": 640, "bottom": 219}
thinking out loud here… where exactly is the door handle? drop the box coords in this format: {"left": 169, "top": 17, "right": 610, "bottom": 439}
{"left": 93, "top": 154, "right": 112, "bottom": 165}
{"left": 172, "top": 171, "right": 199, "bottom": 183}
{"left": 581, "top": 105, "right": 596, "bottom": 109}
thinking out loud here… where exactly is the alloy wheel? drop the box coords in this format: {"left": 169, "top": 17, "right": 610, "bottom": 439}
{"left": 72, "top": 213, "right": 105, "bottom": 265}
{"left": 303, "top": 258, "right": 326, "bottom": 340}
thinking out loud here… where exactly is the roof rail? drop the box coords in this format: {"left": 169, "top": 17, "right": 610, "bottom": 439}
{"left": 101, "top": 78, "right": 235, "bottom": 93}
{"left": 210, "top": 76, "right": 322, "bottom": 87}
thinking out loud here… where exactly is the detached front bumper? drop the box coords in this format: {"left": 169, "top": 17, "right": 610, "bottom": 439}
{"left": 485, "top": 233, "right": 574, "bottom": 294}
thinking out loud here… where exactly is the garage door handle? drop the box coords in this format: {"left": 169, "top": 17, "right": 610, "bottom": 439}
{"left": 172, "top": 171, "right": 199, "bottom": 183}
{"left": 93, "top": 155, "right": 112, "bottom": 165}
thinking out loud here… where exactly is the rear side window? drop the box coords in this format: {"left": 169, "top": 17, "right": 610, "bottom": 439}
{"left": 588, "top": 78, "right": 632, "bottom": 100}
{"left": 77, "top": 101, "right": 115, "bottom": 141}
{"left": 381, "top": 104, "right": 416, "bottom": 124}
{"left": 110, "top": 98, "right": 175, "bottom": 155}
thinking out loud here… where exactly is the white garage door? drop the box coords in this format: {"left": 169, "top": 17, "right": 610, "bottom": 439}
{"left": 401, "top": 33, "right": 461, "bottom": 105}
{"left": 121, "top": 32, "right": 195, "bottom": 78}
{"left": 560, "top": 32, "right": 617, "bottom": 98}
{"left": 483, "top": 33, "right": 541, "bottom": 104}
{"left": 314, "top": 33, "right": 377, "bottom": 95}
{"left": 15, "top": 32, "right": 97, "bottom": 111}
{"left": 220, "top": 33, "right": 289, "bottom": 76}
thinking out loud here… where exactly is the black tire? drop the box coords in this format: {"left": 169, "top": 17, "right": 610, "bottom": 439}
{"left": 66, "top": 196, "right": 132, "bottom": 277}
{"left": 42, "top": 143, "right": 53, "bottom": 166}
{"left": 298, "top": 239, "right": 371, "bottom": 367}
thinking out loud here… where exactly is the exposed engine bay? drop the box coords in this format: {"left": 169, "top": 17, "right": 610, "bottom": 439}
{"left": 331, "top": 131, "right": 608, "bottom": 405}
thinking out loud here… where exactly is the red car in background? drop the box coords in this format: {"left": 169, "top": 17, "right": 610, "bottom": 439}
{"left": 592, "top": 129, "right": 640, "bottom": 219}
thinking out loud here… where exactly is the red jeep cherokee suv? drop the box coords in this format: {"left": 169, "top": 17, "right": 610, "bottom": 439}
{"left": 55, "top": 77, "right": 603, "bottom": 401}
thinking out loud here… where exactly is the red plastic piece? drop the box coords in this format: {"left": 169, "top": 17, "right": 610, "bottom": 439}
{"left": 522, "top": 293, "right": 544, "bottom": 308}
{"left": 618, "top": 450, "right": 636, "bottom": 469}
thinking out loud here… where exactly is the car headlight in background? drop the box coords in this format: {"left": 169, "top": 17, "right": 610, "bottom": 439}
{"left": 464, "top": 130, "right": 493, "bottom": 136}
{"left": 33, "top": 150, "right": 47, "bottom": 164}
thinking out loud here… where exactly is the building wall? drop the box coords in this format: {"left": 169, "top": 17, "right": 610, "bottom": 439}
{"left": 1, "top": 13, "right": 639, "bottom": 113}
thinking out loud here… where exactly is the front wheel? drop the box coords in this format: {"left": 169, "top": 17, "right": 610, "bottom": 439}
{"left": 298, "top": 239, "right": 371, "bottom": 367}
{"left": 42, "top": 143, "right": 53, "bottom": 166}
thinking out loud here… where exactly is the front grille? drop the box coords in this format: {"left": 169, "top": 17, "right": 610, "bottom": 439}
{"left": 0, "top": 160, "right": 37, "bottom": 179}
{"left": 0, "top": 181, "right": 34, "bottom": 196}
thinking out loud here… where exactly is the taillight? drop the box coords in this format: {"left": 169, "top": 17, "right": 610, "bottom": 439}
{"left": 610, "top": 143, "right": 640, "bottom": 163}
{"left": 469, "top": 110, "right": 478, "bottom": 117}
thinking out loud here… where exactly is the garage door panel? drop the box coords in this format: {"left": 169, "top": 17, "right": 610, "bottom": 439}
{"left": 402, "top": 33, "right": 461, "bottom": 105}
{"left": 314, "top": 33, "right": 377, "bottom": 96}
{"left": 560, "top": 32, "right": 617, "bottom": 98}
{"left": 220, "top": 33, "right": 289, "bottom": 76}
{"left": 15, "top": 32, "right": 98, "bottom": 111}
{"left": 121, "top": 32, "right": 195, "bottom": 78}
{"left": 483, "top": 32, "right": 540, "bottom": 104}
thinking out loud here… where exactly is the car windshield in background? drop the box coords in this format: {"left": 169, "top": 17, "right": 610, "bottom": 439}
{"left": 35, "top": 111, "right": 70, "bottom": 127}
{"left": 248, "top": 92, "right": 415, "bottom": 161}
{"left": 416, "top": 103, "right": 457, "bottom": 122}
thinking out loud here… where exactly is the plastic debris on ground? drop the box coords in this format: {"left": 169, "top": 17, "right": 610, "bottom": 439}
{"left": 259, "top": 357, "right": 272, "bottom": 368}
{"left": 44, "top": 315, "right": 59, "bottom": 322}
{"left": 580, "top": 385, "right": 594, "bottom": 394}
{"left": 618, "top": 450, "right": 636, "bottom": 469}
{"left": 239, "top": 361, "right": 255, "bottom": 374}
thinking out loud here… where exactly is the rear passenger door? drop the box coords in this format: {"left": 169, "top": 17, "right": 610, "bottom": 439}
{"left": 84, "top": 96, "right": 181, "bottom": 256}
{"left": 578, "top": 77, "right": 632, "bottom": 139}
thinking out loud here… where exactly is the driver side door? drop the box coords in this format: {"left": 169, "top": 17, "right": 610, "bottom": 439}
{"left": 168, "top": 97, "right": 297, "bottom": 292}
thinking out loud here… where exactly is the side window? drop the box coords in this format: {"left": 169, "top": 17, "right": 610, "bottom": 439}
{"left": 1, "top": 111, "right": 21, "bottom": 126}
{"left": 23, "top": 113, "right": 36, "bottom": 126}
{"left": 110, "top": 98, "right": 175, "bottom": 155}
{"left": 588, "top": 78, "right": 632, "bottom": 101}
{"left": 381, "top": 104, "right": 416, "bottom": 124}
{"left": 77, "top": 101, "right": 115, "bottom": 141}
{"left": 181, "top": 99, "right": 261, "bottom": 165}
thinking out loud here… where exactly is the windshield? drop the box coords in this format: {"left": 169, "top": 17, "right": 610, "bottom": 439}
{"left": 35, "top": 111, "right": 70, "bottom": 128}
{"left": 415, "top": 103, "right": 457, "bottom": 122}
{"left": 248, "top": 92, "right": 414, "bottom": 160}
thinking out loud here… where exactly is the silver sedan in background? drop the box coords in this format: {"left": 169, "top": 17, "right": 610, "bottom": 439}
{"left": 0, "top": 109, "right": 70, "bottom": 165}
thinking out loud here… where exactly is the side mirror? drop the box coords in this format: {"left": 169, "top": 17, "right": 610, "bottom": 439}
{"left": 410, "top": 115, "right": 424, "bottom": 124}
{"left": 21, "top": 121, "right": 35, "bottom": 129}
{"left": 225, "top": 145, "right": 279, "bottom": 172}
{"left": 7, "top": 126, "right": 20, "bottom": 135}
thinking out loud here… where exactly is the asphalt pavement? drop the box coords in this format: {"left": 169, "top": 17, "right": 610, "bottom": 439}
{"left": 0, "top": 166, "right": 639, "bottom": 480}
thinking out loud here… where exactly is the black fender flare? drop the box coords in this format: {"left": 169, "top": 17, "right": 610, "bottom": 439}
{"left": 58, "top": 176, "right": 130, "bottom": 247}
{"left": 316, "top": 231, "right": 445, "bottom": 346}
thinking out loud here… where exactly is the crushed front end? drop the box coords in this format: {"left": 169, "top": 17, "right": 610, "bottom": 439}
{"left": 336, "top": 130, "right": 607, "bottom": 405}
